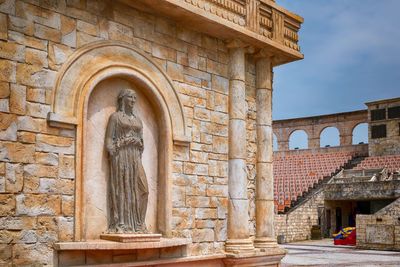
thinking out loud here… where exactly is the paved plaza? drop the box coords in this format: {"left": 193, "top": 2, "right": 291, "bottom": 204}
{"left": 281, "top": 239, "right": 400, "bottom": 266}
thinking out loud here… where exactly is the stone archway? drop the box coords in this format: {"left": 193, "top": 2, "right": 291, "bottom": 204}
{"left": 48, "top": 41, "right": 190, "bottom": 240}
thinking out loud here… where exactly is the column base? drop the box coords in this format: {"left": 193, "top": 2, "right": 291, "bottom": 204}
{"left": 254, "top": 237, "right": 278, "bottom": 249}
{"left": 225, "top": 238, "right": 254, "bottom": 254}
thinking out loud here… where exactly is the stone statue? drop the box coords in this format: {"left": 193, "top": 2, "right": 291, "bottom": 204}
{"left": 105, "top": 89, "right": 149, "bottom": 234}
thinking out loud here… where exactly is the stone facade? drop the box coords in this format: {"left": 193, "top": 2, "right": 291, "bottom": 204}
{"left": 275, "top": 190, "right": 324, "bottom": 243}
{"left": 366, "top": 98, "right": 400, "bottom": 156}
{"left": 357, "top": 198, "right": 400, "bottom": 250}
{"left": 0, "top": 0, "right": 302, "bottom": 266}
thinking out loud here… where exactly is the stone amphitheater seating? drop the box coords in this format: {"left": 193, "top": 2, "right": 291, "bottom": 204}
{"left": 273, "top": 152, "right": 357, "bottom": 213}
{"left": 354, "top": 155, "right": 400, "bottom": 173}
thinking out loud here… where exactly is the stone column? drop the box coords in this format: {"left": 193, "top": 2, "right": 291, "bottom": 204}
{"left": 254, "top": 54, "right": 277, "bottom": 248}
{"left": 309, "top": 137, "right": 320, "bottom": 149}
{"left": 225, "top": 41, "right": 254, "bottom": 253}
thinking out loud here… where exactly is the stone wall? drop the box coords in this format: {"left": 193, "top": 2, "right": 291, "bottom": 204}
{"left": 0, "top": 0, "right": 260, "bottom": 264}
{"left": 275, "top": 190, "right": 324, "bottom": 243}
{"left": 357, "top": 198, "right": 400, "bottom": 251}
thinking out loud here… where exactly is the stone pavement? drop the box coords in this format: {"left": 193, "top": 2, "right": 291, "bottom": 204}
{"left": 281, "top": 239, "right": 400, "bottom": 266}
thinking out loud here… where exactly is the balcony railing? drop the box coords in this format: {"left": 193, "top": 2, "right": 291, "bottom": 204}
{"left": 182, "top": 0, "right": 302, "bottom": 52}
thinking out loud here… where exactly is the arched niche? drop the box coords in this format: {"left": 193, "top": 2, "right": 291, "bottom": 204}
{"left": 48, "top": 41, "right": 190, "bottom": 240}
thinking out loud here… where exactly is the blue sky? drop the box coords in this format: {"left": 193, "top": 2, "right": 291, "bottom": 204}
{"left": 273, "top": 0, "right": 400, "bottom": 120}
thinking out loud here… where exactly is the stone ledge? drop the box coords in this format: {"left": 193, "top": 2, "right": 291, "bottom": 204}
{"left": 72, "top": 254, "right": 226, "bottom": 267}
{"left": 54, "top": 238, "right": 191, "bottom": 251}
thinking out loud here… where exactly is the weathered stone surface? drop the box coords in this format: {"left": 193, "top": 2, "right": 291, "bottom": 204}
{"left": 16, "top": 1, "right": 61, "bottom": 29}
{"left": 0, "top": 120, "right": 17, "bottom": 141}
{"left": 60, "top": 15, "right": 76, "bottom": 47}
{"left": 25, "top": 48, "right": 48, "bottom": 67}
{"left": 16, "top": 194, "right": 61, "bottom": 216}
{"left": 59, "top": 155, "right": 74, "bottom": 179}
{"left": 0, "top": 142, "right": 35, "bottom": 163}
{"left": 34, "top": 23, "right": 61, "bottom": 42}
{"left": 192, "top": 228, "right": 214, "bottom": 242}
{"left": 35, "top": 152, "right": 58, "bottom": 166}
{"left": 17, "top": 131, "right": 36, "bottom": 144}
{"left": 26, "top": 102, "right": 51, "bottom": 118}
{"left": 49, "top": 43, "right": 72, "bottom": 69}
{"left": 0, "top": 194, "right": 15, "bottom": 216}
{"left": 8, "top": 15, "right": 34, "bottom": 36}
{"left": 0, "top": 0, "right": 15, "bottom": 15}
{"left": 24, "top": 164, "right": 58, "bottom": 178}
{"left": 5, "top": 163, "right": 23, "bottom": 193}
{"left": 16, "top": 64, "right": 57, "bottom": 88}
{"left": 0, "top": 13, "right": 7, "bottom": 40}
{"left": 36, "top": 134, "right": 74, "bottom": 154}
{"left": 0, "top": 40, "right": 25, "bottom": 62}
{"left": 9, "top": 30, "right": 48, "bottom": 51}
{"left": 0, "top": 82, "right": 10, "bottom": 98}
{"left": 10, "top": 84, "right": 26, "bottom": 115}
{"left": 61, "top": 195, "right": 74, "bottom": 216}
{"left": 0, "top": 59, "right": 16, "bottom": 83}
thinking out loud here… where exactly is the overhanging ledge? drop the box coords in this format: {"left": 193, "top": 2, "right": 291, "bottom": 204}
{"left": 54, "top": 238, "right": 191, "bottom": 251}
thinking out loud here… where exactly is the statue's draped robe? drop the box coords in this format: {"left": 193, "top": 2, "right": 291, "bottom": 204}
{"left": 105, "top": 111, "right": 149, "bottom": 233}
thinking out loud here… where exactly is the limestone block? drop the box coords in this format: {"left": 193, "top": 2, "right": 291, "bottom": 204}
{"left": 0, "top": 40, "right": 25, "bottom": 62}
{"left": 0, "top": 216, "right": 36, "bottom": 230}
{"left": 58, "top": 217, "right": 73, "bottom": 241}
{"left": 16, "top": 194, "right": 61, "bottom": 216}
{"left": 194, "top": 106, "right": 210, "bottom": 121}
{"left": 24, "top": 164, "right": 58, "bottom": 178}
{"left": 186, "top": 196, "right": 211, "bottom": 208}
{"left": 152, "top": 43, "right": 176, "bottom": 62}
{"left": 49, "top": 43, "right": 73, "bottom": 69}
{"left": 16, "top": 1, "right": 61, "bottom": 29}
{"left": 0, "top": 59, "right": 16, "bottom": 83}
{"left": 167, "top": 61, "right": 184, "bottom": 82}
{"left": 192, "top": 228, "right": 214, "bottom": 242}
{"left": 184, "top": 162, "right": 208, "bottom": 175}
{"left": 26, "top": 102, "right": 50, "bottom": 118}
{"left": 10, "top": 84, "right": 26, "bottom": 115}
{"left": 228, "top": 159, "right": 247, "bottom": 199}
{"left": 60, "top": 15, "right": 76, "bottom": 47}
{"left": 8, "top": 15, "right": 34, "bottom": 36}
{"left": 0, "top": 99, "right": 9, "bottom": 112}
{"left": 59, "top": 155, "right": 75, "bottom": 179}
{"left": 256, "top": 125, "right": 273, "bottom": 162}
{"left": 17, "top": 116, "right": 40, "bottom": 133}
{"left": 206, "top": 185, "right": 228, "bottom": 197}
{"left": 26, "top": 88, "right": 46, "bottom": 103}
{"left": 36, "top": 134, "right": 74, "bottom": 154}
{"left": 211, "top": 111, "right": 228, "bottom": 125}
{"left": 12, "top": 243, "right": 53, "bottom": 266}
{"left": 25, "top": 48, "right": 48, "bottom": 67}
{"left": 34, "top": 23, "right": 61, "bottom": 42}
{"left": 108, "top": 21, "right": 133, "bottom": 43}
{"left": 227, "top": 198, "right": 249, "bottom": 239}
{"left": 190, "top": 150, "right": 208, "bottom": 164}
{"left": 9, "top": 31, "right": 48, "bottom": 51}
{"left": 16, "top": 64, "right": 57, "bottom": 88}
{"left": 172, "top": 185, "right": 185, "bottom": 208}
{"left": 185, "top": 183, "right": 206, "bottom": 196}
{"left": 229, "top": 80, "right": 246, "bottom": 120}
{"left": 212, "top": 75, "right": 229, "bottom": 94}
{"left": 195, "top": 208, "right": 217, "bottom": 219}
{"left": 0, "top": 82, "right": 10, "bottom": 98}
{"left": 0, "top": 13, "right": 7, "bottom": 40}
{"left": 0, "top": 142, "right": 35, "bottom": 163}
{"left": 209, "top": 159, "right": 228, "bottom": 178}
{"left": 0, "top": 0, "right": 15, "bottom": 15}
{"left": 0, "top": 194, "right": 15, "bottom": 216}
{"left": 66, "top": 6, "right": 97, "bottom": 24}
{"left": 61, "top": 195, "right": 74, "bottom": 216}
{"left": 215, "top": 219, "right": 227, "bottom": 241}
{"left": 212, "top": 136, "right": 228, "bottom": 154}
{"left": 76, "top": 31, "right": 102, "bottom": 47}
{"left": 173, "top": 145, "right": 189, "bottom": 161}
{"left": 0, "top": 120, "right": 17, "bottom": 141}
{"left": 77, "top": 20, "right": 98, "bottom": 36}
{"left": 177, "top": 82, "right": 206, "bottom": 99}
{"left": 5, "top": 163, "right": 23, "bottom": 193}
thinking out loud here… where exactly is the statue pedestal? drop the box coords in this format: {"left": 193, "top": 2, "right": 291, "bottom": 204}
{"left": 100, "top": 233, "right": 162, "bottom": 243}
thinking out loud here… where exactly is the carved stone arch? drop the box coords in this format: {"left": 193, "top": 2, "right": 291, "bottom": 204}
{"left": 48, "top": 40, "right": 189, "bottom": 144}
{"left": 48, "top": 41, "right": 189, "bottom": 240}
{"left": 317, "top": 124, "right": 339, "bottom": 139}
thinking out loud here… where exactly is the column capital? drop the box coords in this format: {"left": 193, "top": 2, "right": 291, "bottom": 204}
{"left": 226, "top": 39, "right": 255, "bottom": 53}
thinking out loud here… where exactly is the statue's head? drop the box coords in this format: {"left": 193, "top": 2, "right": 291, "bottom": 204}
{"left": 118, "top": 89, "right": 137, "bottom": 112}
